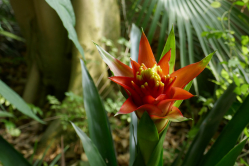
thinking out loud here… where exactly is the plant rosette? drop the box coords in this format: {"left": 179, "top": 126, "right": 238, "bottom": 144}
{"left": 95, "top": 32, "right": 213, "bottom": 165}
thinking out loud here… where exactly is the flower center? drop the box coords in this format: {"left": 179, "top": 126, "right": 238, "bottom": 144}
{"left": 131, "top": 63, "right": 174, "bottom": 98}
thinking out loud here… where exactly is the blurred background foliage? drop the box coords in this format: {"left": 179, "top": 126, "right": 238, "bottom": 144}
{"left": 0, "top": 0, "right": 249, "bottom": 165}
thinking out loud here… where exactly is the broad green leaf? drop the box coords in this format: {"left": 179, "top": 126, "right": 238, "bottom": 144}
{"left": 160, "top": 26, "right": 175, "bottom": 74}
{"left": 132, "top": 148, "right": 146, "bottom": 166}
{"left": 215, "top": 139, "right": 247, "bottom": 166}
{"left": 71, "top": 122, "right": 106, "bottom": 166}
{"left": 182, "top": 83, "right": 236, "bottom": 166}
{"left": 200, "top": 95, "right": 249, "bottom": 166}
{"left": 0, "top": 80, "right": 44, "bottom": 123}
{"left": 80, "top": 60, "right": 117, "bottom": 166}
{"left": 45, "top": 0, "right": 85, "bottom": 59}
{"left": 137, "top": 112, "right": 159, "bottom": 164}
{"left": 233, "top": 1, "right": 245, "bottom": 6}
{"left": 211, "top": 2, "right": 221, "bottom": 8}
{"left": 147, "top": 122, "right": 169, "bottom": 166}
{"left": 0, "top": 111, "right": 14, "bottom": 118}
{"left": 0, "top": 135, "right": 31, "bottom": 166}
{"left": 173, "top": 80, "right": 193, "bottom": 108}
{"left": 129, "top": 24, "right": 141, "bottom": 166}
{"left": 233, "top": 74, "right": 240, "bottom": 86}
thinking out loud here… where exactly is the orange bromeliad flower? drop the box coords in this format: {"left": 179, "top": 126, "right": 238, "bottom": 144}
{"left": 95, "top": 33, "right": 213, "bottom": 132}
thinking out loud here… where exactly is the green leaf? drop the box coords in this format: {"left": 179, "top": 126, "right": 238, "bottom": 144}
{"left": 0, "top": 135, "right": 31, "bottom": 166}
{"left": 233, "top": 74, "right": 240, "bottom": 87}
{"left": 0, "top": 30, "right": 25, "bottom": 41}
{"left": 0, "top": 111, "right": 14, "bottom": 118}
{"left": 147, "top": 0, "right": 164, "bottom": 42}
{"left": 240, "top": 84, "right": 248, "bottom": 94}
{"left": 0, "top": 80, "right": 44, "bottom": 123}
{"left": 137, "top": 112, "right": 159, "bottom": 164}
{"left": 182, "top": 83, "right": 236, "bottom": 166}
{"left": 200, "top": 95, "right": 249, "bottom": 166}
{"left": 215, "top": 139, "right": 247, "bottom": 166}
{"left": 130, "top": 24, "right": 142, "bottom": 62}
{"left": 129, "top": 23, "right": 141, "bottom": 166}
{"left": 156, "top": 12, "right": 168, "bottom": 62}
{"left": 211, "top": 2, "right": 221, "bottom": 8}
{"left": 45, "top": 0, "right": 85, "bottom": 59}
{"left": 147, "top": 123, "right": 169, "bottom": 166}
{"left": 71, "top": 122, "right": 106, "bottom": 166}
{"left": 233, "top": 1, "right": 245, "bottom": 6}
{"left": 174, "top": 80, "right": 193, "bottom": 108}
{"left": 80, "top": 60, "right": 117, "bottom": 166}
{"left": 132, "top": 147, "right": 146, "bottom": 166}
{"left": 160, "top": 26, "right": 175, "bottom": 74}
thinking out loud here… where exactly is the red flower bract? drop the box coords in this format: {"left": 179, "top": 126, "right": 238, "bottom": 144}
{"left": 95, "top": 32, "right": 213, "bottom": 132}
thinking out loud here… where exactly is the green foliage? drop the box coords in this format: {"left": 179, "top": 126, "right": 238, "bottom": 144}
{"left": 80, "top": 60, "right": 117, "bottom": 166}
{"left": 72, "top": 122, "right": 106, "bottom": 166}
{"left": 215, "top": 139, "right": 248, "bottom": 166}
{"left": 47, "top": 92, "right": 87, "bottom": 132}
{"left": 0, "top": 95, "right": 42, "bottom": 137}
{"left": 0, "top": 80, "right": 44, "bottom": 123}
{"left": 0, "top": 135, "right": 31, "bottom": 166}
{"left": 45, "top": 0, "right": 85, "bottom": 59}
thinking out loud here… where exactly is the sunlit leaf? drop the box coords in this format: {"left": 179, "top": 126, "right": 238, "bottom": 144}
{"left": 0, "top": 80, "right": 44, "bottom": 123}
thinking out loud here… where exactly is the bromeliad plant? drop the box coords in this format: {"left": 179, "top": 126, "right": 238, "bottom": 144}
{"left": 71, "top": 26, "right": 249, "bottom": 166}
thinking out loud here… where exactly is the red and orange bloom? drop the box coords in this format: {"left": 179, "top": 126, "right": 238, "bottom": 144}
{"left": 95, "top": 33, "right": 213, "bottom": 132}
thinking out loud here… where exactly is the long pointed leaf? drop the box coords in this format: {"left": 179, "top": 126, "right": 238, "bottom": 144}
{"left": 80, "top": 60, "right": 117, "bottom": 166}
{"left": 215, "top": 139, "right": 248, "bottom": 166}
{"left": 45, "top": 0, "right": 85, "bottom": 58}
{"left": 201, "top": 95, "right": 249, "bottom": 166}
{"left": 129, "top": 24, "right": 141, "bottom": 166}
{"left": 0, "top": 80, "right": 44, "bottom": 123}
{"left": 160, "top": 26, "right": 175, "bottom": 74}
{"left": 71, "top": 122, "right": 106, "bottom": 166}
{"left": 182, "top": 83, "right": 236, "bottom": 166}
{"left": 0, "top": 135, "right": 31, "bottom": 166}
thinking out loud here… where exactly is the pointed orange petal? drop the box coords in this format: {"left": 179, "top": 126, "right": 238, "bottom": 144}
{"left": 158, "top": 49, "right": 171, "bottom": 75}
{"left": 138, "top": 32, "right": 157, "bottom": 68}
{"left": 109, "top": 76, "right": 133, "bottom": 89}
{"left": 130, "top": 59, "right": 141, "bottom": 77}
{"left": 117, "top": 97, "right": 138, "bottom": 115}
{"left": 136, "top": 104, "right": 163, "bottom": 117}
{"left": 109, "top": 76, "right": 142, "bottom": 105}
{"left": 94, "top": 43, "right": 133, "bottom": 77}
{"left": 170, "top": 52, "right": 214, "bottom": 88}
{"left": 157, "top": 99, "right": 175, "bottom": 115}
{"left": 142, "top": 95, "right": 155, "bottom": 104}
{"left": 169, "top": 87, "right": 194, "bottom": 100}
{"left": 151, "top": 106, "right": 189, "bottom": 122}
